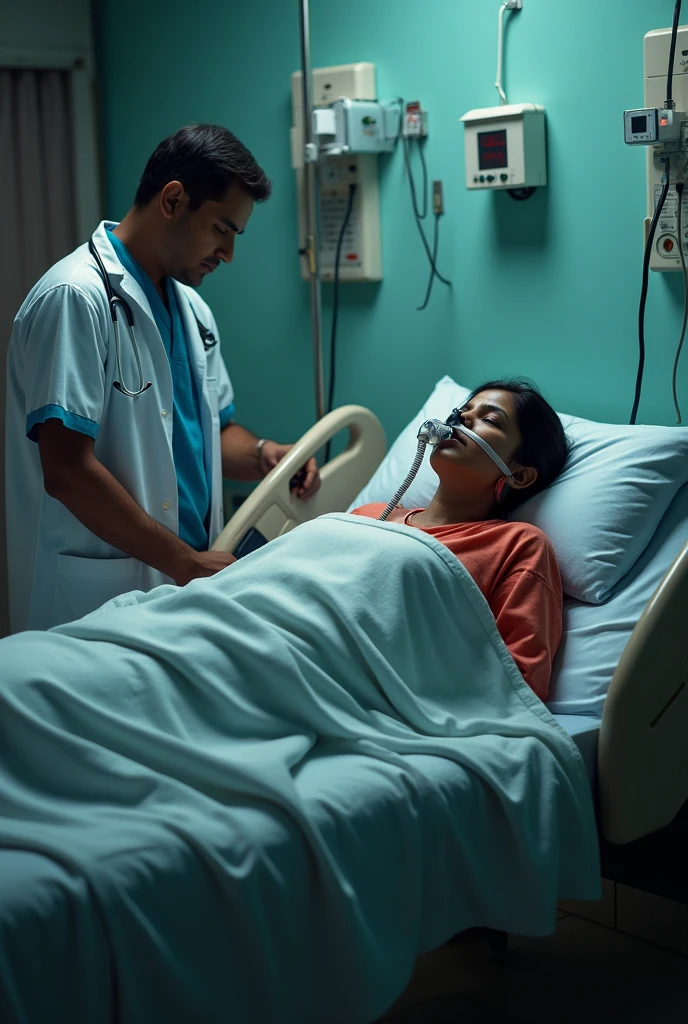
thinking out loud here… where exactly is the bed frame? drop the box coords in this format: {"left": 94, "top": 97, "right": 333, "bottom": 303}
{"left": 214, "top": 405, "right": 386, "bottom": 554}
{"left": 212, "top": 406, "right": 688, "bottom": 849}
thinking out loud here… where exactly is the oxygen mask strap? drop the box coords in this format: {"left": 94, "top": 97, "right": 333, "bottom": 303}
{"left": 454, "top": 424, "right": 513, "bottom": 478}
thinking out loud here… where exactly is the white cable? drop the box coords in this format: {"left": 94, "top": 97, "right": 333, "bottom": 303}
{"left": 495, "top": 2, "right": 522, "bottom": 105}
{"left": 495, "top": 3, "right": 508, "bottom": 105}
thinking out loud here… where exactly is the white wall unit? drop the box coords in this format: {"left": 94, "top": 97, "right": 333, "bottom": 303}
{"left": 291, "top": 62, "right": 383, "bottom": 282}
{"left": 461, "top": 103, "right": 547, "bottom": 191}
{"left": 643, "top": 26, "right": 688, "bottom": 272}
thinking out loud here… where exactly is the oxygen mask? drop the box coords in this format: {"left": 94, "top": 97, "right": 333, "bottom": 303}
{"left": 378, "top": 411, "right": 512, "bottom": 522}
{"left": 444, "top": 408, "right": 514, "bottom": 478}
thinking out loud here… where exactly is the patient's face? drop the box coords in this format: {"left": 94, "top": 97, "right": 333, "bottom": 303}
{"left": 430, "top": 389, "right": 521, "bottom": 489}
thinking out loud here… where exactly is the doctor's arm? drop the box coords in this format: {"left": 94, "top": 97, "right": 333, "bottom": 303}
{"left": 38, "top": 420, "right": 235, "bottom": 586}
{"left": 220, "top": 421, "right": 320, "bottom": 500}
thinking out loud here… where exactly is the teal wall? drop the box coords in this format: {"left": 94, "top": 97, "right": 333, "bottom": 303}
{"left": 96, "top": 0, "right": 687, "bottom": 452}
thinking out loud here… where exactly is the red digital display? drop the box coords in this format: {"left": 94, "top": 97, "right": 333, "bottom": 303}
{"left": 477, "top": 129, "right": 508, "bottom": 170}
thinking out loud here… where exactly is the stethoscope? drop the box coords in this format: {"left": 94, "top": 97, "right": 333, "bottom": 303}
{"left": 88, "top": 239, "right": 218, "bottom": 399}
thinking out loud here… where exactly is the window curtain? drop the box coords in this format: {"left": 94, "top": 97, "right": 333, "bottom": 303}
{"left": 0, "top": 68, "right": 79, "bottom": 635}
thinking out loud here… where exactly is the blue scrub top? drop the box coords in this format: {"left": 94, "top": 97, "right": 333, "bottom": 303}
{"left": 107, "top": 230, "right": 214, "bottom": 551}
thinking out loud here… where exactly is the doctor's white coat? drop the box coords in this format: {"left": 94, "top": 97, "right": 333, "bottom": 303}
{"left": 5, "top": 221, "right": 235, "bottom": 633}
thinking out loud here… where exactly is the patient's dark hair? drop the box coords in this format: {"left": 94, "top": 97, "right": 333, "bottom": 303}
{"left": 135, "top": 124, "right": 272, "bottom": 209}
{"left": 464, "top": 378, "right": 570, "bottom": 513}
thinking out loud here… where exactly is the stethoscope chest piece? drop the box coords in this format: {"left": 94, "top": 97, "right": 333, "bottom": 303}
{"left": 89, "top": 235, "right": 217, "bottom": 396}
{"left": 89, "top": 239, "right": 152, "bottom": 398}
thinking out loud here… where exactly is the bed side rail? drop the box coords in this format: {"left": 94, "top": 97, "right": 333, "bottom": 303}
{"left": 599, "top": 539, "right": 688, "bottom": 844}
{"left": 212, "top": 405, "right": 386, "bottom": 555}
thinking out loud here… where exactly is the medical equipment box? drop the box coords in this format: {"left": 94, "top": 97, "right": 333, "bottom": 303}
{"left": 460, "top": 103, "right": 547, "bottom": 191}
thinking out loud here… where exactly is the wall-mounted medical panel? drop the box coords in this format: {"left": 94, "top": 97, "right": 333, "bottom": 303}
{"left": 643, "top": 27, "right": 688, "bottom": 272}
{"left": 291, "top": 62, "right": 382, "bottom": 282}
{"left": 460, "top": 103, "right": 546, "bottom": 191}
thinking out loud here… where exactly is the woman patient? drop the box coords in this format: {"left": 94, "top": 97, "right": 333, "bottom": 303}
{"left": 351, "top": 380, "right": 569, "bottom": 702}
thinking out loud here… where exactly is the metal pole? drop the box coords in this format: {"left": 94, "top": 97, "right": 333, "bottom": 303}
{"left": 298, "top": 0, "right": 326, "bottom": 421}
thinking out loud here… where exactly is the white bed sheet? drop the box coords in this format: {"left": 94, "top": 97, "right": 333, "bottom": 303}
{"left": 0, "top": 742, "right": 596, "bottom": 1024}
{"left": 0, "top": 516, "right": 600, "bottom": 1024}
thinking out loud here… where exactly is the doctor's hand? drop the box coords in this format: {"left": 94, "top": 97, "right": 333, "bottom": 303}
{"left": 258, "top": 442, "right": 321, "bottom": 502}
{"left": 173, "top": 550, "right": 237, "bottom": 588}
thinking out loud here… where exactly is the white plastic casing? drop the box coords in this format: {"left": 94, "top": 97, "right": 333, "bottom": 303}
{"left": 624, "top": 107, "right": 660, "bottom": 144}
{"left": 643, "top": 27, "right": 688, "bottom": 272}
{"left": 460, "top": 103, "right": 547, "bottom": 191}
{"left": 291, "top": 63, "right": 382, "bottom": 282}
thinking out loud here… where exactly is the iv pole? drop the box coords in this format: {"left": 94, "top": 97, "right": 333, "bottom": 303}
{"left": 298, "top": 0, "right": 326, "bottom": 420}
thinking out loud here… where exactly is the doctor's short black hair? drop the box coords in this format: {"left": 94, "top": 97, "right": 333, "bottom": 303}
{"left": 134, "top": 124, "right": 272, "bottom": 209}
{"left": 463, "top": 378, "right": 570, "bottom": 513}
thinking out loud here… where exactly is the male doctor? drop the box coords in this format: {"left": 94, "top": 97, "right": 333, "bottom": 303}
{"left": 6, "top": 124, "right": 319, "bottom": 633}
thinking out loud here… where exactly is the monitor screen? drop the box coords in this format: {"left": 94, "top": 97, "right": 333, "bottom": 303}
{"left": 478, "top": 129, "right": 508, "bottom": 170}
{"left": 631, "top": 114, "right": 647, "bottom": 134}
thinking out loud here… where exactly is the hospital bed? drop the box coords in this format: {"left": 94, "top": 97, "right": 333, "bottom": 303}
{"left": 213, "top": 398, "right": 688, "bottom": 898}
{"left": 1, "top": 391, "right": 686, "bottom": 1024}
{"left": 1, "top": 410, "right": 601, "bottom": 1023}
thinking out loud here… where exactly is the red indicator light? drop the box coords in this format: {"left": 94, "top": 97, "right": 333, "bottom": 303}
{"left": 663, "top": 238, "right": 675, "bottom": 252}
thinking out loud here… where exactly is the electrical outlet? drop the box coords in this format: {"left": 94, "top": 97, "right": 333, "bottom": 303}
{"left": 403, "top": 101, "right": 428, "bottom": 138}
{"left": 432, "top": 180, "right": 444, "bottom": 215}
{"left": 506, "top": 0, "right": 522, "bottom": 9}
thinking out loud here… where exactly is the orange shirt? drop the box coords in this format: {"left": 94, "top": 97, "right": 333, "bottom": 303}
{"left": 351, "top": 504, "right": 562, "bottom": 702}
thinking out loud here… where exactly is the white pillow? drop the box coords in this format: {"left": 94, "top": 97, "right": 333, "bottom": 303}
{"left": 350, "top": 375, "right": 688, "bottom": 602}
{"left": 515, "top": 412, "right": 688, "bottom": 602}
{"left": 547, "top": 482, "right": 688, "bottom": 716}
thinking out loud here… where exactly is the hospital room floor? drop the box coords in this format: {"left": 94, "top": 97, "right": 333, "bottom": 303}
{"left": 377, "top": 909, "right": 688, "bottom": 1022}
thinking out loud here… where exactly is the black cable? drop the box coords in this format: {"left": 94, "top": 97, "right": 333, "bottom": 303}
{"left": 631, "top": 157, "right": 672, "bottom": 424}
{"left": 417, "top": 140, "right": 429, "bottom": 220}
{"left": 395, "top": 99, "right": 450, "bottom": 306}
{"left": 672, "top": 181, "right": 687, "bottom": 423}
{"left": 666, "top": 1, "right": 682, "bottom": 107}
{"left": 324, "top": 182, "right": 356, "bottom": 463}
{"left": 629, "top": 1, "right": 682, "bottom": 424}
{"left": 417, "top": 214, "right": 440, "bottom": 311}
{"left": 402, "top": 136, "right": 451, "bottom": 291}
{"left": 507, "top": 186, "right": 536, "bottom": 201}
{"left": 402, "top": 136, "right": 429, "bottom": 222}
{"left": 630, "top": 3, "right": 682, "bottom": 423}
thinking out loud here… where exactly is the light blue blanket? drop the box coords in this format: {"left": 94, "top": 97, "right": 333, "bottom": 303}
{"left": 0, "top": 514, "right": 600, "bottom": 1024}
